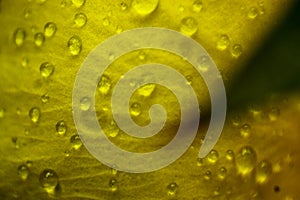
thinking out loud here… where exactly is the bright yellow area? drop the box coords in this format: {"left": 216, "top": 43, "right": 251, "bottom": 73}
{"left": 0, "top": 0, "right": 299, "bottom": 199}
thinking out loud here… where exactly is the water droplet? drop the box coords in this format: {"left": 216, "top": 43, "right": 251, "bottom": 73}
{"left": 197, "top": 157, "right": 204, "bottom": 166}
{"left": 226, "top": 149, "right": 235, "bottom": 161}
{"left": 71, "top": 0, "right": 85, "bottom": 8}
{"left": 39, "top": 169, "right": 58, "bottom": 194}
{"left": 109, "top": 178, "right": 118, "bottom": 192}
{"left": 21, "top": 57, "right": 29, "bottom": 67}
{"left": 68, "top": 36, "right": 82, "bottom": 56}
{"left": 180, "top": 17, "right": 198, "bottom": 36}
{"left": 41, "top": 93, "right": 49, "bottom": 103}
{"left": 24, "top": 127, "right": 30, "bottom": 135}
{"left": 204, "top": 170, "right": 212, "bottom": 180}
{"left": 167, "top": 182, "right": 178, "bottom": 195}
{"left": 138, "top": 50, "right": 146, "bottom": 60}
{"left": 70, "top": 135, "right": 82, "bottom": 150}
{"left": 111, "top": 165, "right": 118, "bottom": 175}
{"left": 217, "top": 167, "right": 227, "bottom": 180}
{"left": 192, "top": 0, "right": 203, "bottom": 12}
{"left": 255, "top": 160, "right": 272, "bottom": 184}
{"left": 120, "top": 2, "right": 128, "bottom": 10}
{"left": 231, "top": 115, "right": 241, "bottom": 126}
{"left": 108, "top": 121, "right": 119, "bottom": 138}
{"left": 23, "top": 8, "right": 31, "bottom": 19}
{"left": 207, "top": 149, "right": 219, "bottom": 164}
{"left": 248, "top": 7, "right": 258, "bottom": 19}
{"left": 44, "top": 22, "right": 57, "bottom": 38}
{"left": 231, "top": 44, "right": 243, "bottom": 58}
{"left": 80, "top": 96, "right": 91, "bottom": 111}
{"left": 236, "top": 146, "right": 257, "bottom": 175}
{"left": 11, "top": 137, "right": 20, "bottom": 149}
{"left": 34, "top": 32, "right": 44, "bottom": 47}
{"left": 26, "top": 160, "right": 33, "bottom": 167}
{"left": 240, "top": 124, "right": 251, "bottom": 138}
{"left": 132, "top": 0, "right": 159, "bottom": 15}
{"left": 40, "top": 62, "right": 54, "bottom": 78}
{"left": 130, "top": 102, "right": 142, "bottom": 117}
{"left": 217, "top": 34, "right": 230, "bottom": 50}
{"left": 102, "top": 17, "right": 110, "bottom": 26}
{"left": 56, "top": 120, "right": 67, "bottom": 135}
{"left": 14, "top": 28, "right": 26, "bottom": 47}
{"left": 18, "top": 164, "right": 29, "bottom": 180}
{"left": 29, "top": 107, "right": 41, "bottom": 123}
{"left": 64, "top": 150, "right": 70, "bottom": 157}
{"left": 137, "top": 84, "right": 156, "bottom": 97}
{"left": 98, "top": 75, "right": 111, "bottom": 95}
{"left": 268, "top": 107, "right": 280, "bottom": 121}
{"left": 0, "top": 108, "right": 5, "bottom": 118}
{"left": 74, "top": 13, "right": 87, "bottom": 27}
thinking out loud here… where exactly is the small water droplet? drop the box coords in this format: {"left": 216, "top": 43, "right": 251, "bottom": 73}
{"left": 197, "top": 157, "right": 204, "bottom": 166}
{"left": 98, "top": 75, "right": 111, "bottom": 95}
{"left": 268, "top": 107, "right": 280, "bottom": 121}
{"left": 29, "top": 107, "right": 41, "bottom": 123}
{"left": 24, "top": 127, "right": 30, "bottom": 135}
{"left": 217, "top": 34, "right": 230, "bottom": 50}
{"left": 255, "top": 160, "right": 272, "bottom": 184}
{"left": 120, "top": 2, "right": 128, "bottom": 10}
{"left": 217, "top": 167, "right": 227, "bottom": 180}
{"left": 207, "top": 149, "right": 219, "bottom": 164}
{"left": 44, "top": 22, "right": 57, "bottom": 37}
{"left": 64, "top": 150, "right": 70, "bottom": 157}
{"left": 138, "top": 50, "right": 146, "bottom": 60}
{"left": 23, "top": 8, "right": 31, "bottom": 19}
{"left": 40, "top": 62, "right": 54, "bottom": 78}
{"left": 167, "top": 182, "right": 178, "bottom": 195}
{"left": 21, "top": 57, "right": 29, "bottom": 68}
{"left": 192, "top": 0, "right": 203, "bottom": 12}
{"left": 109, "top": 178, "right": 118, "bottom": 192}
{"left": 204, "top": 170, "right": 212, "bottom": 180}
{"left": 231, "top": 115, "right": 241, "bottom": 126}
{"left": 34, "top": 32, "right": 45, "bottom": 47}
{"left": 180, "top": 17, "right": 198, "bottom": 36}
{"left": 68, "top": 36, "right": 82, "bottom": 56}
{"left": 102, "top": 17, "right": 110, "bottom": 26}
{"left": 137, "top": 84, "right": 156, "bottom": 97}
{"left": 197, "top": 55, "right": 210, "bottom": 72}
{"left": 71, "top": 0, "right": 85, "bottom": 8}
{"left": 130, "top": 102, "right": 142, "bottom": 117}
{"left": 41, "top": 93, "right": 49, "bottom": 103}
{"left": 111, "top": 165, "right": 118, "bottom": 175}
{"left": 39, "top": 169, "right": 58, "bottom": 194}
{"left": 18, "top": 164, "right": 29, "bottom": 180}
{"left": 56, "top": 120, "right": 67, "bottom": 135}
{"left": 14, "top": 28, "right": 26, "bottom": 47}
{"left": 226, "top": 149, "right": 235, "bottom": 161}
{"left": 132, "top": 0, "right": 159, "bottom": 15}
{"left": 74, "top": 12, "right": 87, "bottom": 27}
{"left": 26, "top": 160, "right": 33, "bottom": 167}
{"left": 0, "top": 108, "right": 5, "bottom": 118}
{"left": 240, "top": 124, "right": 251, "bottom": 138}
{"left": 231, "top": 44, "right": 243, "bottom": 58}
{"left": 80, "top": 96, "right": 91, "bottom": 111}
{"left": 236, "top": 146, "right": 257, "bottom": 175}
{"left": 70, "top": 135, "right": 82, "bottom": 150}
{"left": 248, "top": 7, "right": 258, "bottom": 19}
{"left": 108, "top": 121, "right": 119, "bottom": 138}
{"left": 11, "top": 137, "right": 20, "bottom": 149}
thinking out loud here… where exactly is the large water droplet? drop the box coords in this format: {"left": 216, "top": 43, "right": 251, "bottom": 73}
{"left": 167, "top": 182, "right": 178, "bottom": 195}
{"left": 68, "top": 36, "right": 82, "bottom": 56}
{"left": 217, "top": 34, "right": 230, "bottom": 50}
{"left": 255, "top": 160, "right": 272, "bottom": 184}
{"left": 56, "top": 120, "right": 67, "bottom": 135}
{"left": 132, "top": 0, "right": 159, "bottom": 15}
{"left": 39, "top": 169, "right": 58, "bottom": 194}
{"left": 40, "top": 62, "right": 54, "bottom": 78}
{"left": 207, "top": 149, "right": 219, "bottom": 164}
{"left": 236, "top": 146, "right": 257, "bottom": 175}
{"left": 18, "top": 164, "right": 29, "bottom": 180}
{"left": 70, "top": 135, "right": 82, "bottom": 150}
{"left": 130, "top": 102, "right": 142, "bottom": 116}
{"left": 74, "top": 12, "right": 87, "bottom": 27}
{"left": 44, "top": 22, "right": 57, "bottom": 38}
{"left": 180, "top": 17, "right": 198, "bottom": 36}
{"left": 29, "top": 107, "right": 41, "bottom": 123}
{"left": 98, "top": 75, "right": 111, "bottom": 95}
{"left": 14, "top": 28, "right": 26, "bottom": 47}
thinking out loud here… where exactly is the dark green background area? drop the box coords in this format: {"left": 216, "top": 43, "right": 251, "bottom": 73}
{"left": 228, "top": 0, "right": 300, "bottom": 109}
